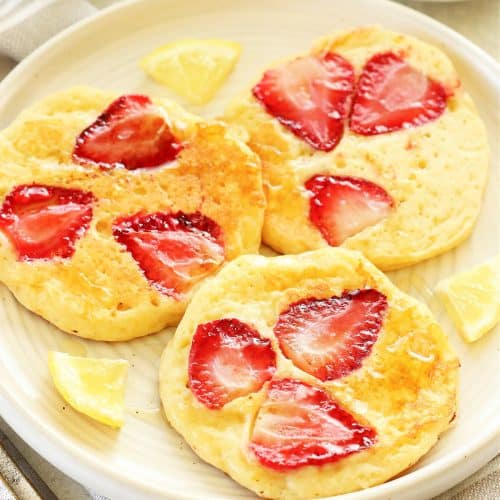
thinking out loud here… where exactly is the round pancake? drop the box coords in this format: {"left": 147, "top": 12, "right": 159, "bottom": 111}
{"left": 224, "top": 26, "right": 489, "bottom": 270}
{"left": 160, "top": 248, "right": 459, "bottom": 499}
{"left": 0, "top": 87, "right": 265, "bottom": 341}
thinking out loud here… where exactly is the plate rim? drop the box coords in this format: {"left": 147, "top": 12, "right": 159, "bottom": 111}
{"left": 0, "top": 0, "right": 498, "bottom": 499}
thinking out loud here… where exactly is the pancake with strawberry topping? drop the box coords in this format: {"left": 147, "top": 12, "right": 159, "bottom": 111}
{"left": 160, "top": 248, "right": 459, "bottom": 499}
{"left": 224, "top": 26, "right": 489, "bottom": 270}
{"left": 0, "top": 87, "right": 265, "bottom": 340}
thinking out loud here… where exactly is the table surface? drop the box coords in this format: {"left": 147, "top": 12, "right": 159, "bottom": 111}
{"left": 0, "top": 0, "right": 498, "bottom": 499}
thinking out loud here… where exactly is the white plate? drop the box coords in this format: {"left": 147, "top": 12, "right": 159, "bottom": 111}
{"left": 0, "top": 0, "right": 498, "bottom": 499}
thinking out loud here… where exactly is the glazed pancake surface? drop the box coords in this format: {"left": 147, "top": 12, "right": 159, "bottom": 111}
{"left": 0, "top": 87, "right": 265, "bottom": 340}
{"left": 224, "top": 26, "right": 489, "bottom": 270}
{"left": 160, "top": 248, "right": 459, "bottom": 499}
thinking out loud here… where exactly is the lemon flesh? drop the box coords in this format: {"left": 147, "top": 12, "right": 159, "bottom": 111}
{"left": 436, "top": 255, "right": 500, "bottom": 342}
{"left": 140, "top": 39, "right": 241, "bottom": 105}
{"left": 48, "top": 351, "right": 129, "bottom": 428}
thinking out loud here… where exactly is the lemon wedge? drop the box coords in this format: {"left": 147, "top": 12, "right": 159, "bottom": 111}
{"left": 436, "top": 255, "right": 500, "bottom": 342}
{"left": 48, "top": 352, "right": 129, "bottom": 428}
{"left": 140, "top": 39, "right": 241, "bottom": 105}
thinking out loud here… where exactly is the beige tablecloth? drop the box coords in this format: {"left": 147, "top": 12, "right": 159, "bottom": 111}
{"left": 0, "top": 0, "right": 498, "bottom": 499}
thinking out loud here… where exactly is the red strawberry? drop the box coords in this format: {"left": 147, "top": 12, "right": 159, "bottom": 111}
{"left": 113, "top": 211, "right": 224, "bottom": 298}
{"left": 252, "top": 53, "right": 355, "bottom": 151}
{"left": 188, "top": 318, "right": 277, "bottom": 409}
{"left": 73, "top": 94, "right": 182, "bottom": 170}
{"left": 250, "top": 378, "right": 376, "bottom": 470}
{"left": 350, "top": 52, "right": 447, "bottom": 135}
{"left": 0, "top": 184, "right": 94, "bottom": 261}
{"left": 274, "top": 289, "right": 387, "bottom": 381}
{"left": 305, "top": 175, "right": 394, "bottom": 246}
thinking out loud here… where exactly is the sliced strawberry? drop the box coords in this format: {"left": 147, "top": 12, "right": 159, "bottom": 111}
{"left": 188, "top": 318, "right": 277, "bottom": 409}
{"left": 305, "top": 175, "right": 394, "bottom": 246}
{"left": 113, "top": 211, "right": 224, "bottom": 298}
{"left": 252, "top": 53, "right": 355, "bottom": 151}
{"left": 250, "top": 378, "right": 376, "bottom": 470}
{"left": 0, "top": 184, "right": 94, "bottom": 261}
{"left": 274, "top": 289, "right": 387, "bottom": 381}
{"left": 350, "top": 52, "right": 447, "bottom": 135}
{"left": 73, "top": 94, "right": 182, "bottom": 170}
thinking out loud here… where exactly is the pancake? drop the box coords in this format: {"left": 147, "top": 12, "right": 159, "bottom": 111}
{"left": 160, "top": 247, "right": 459, "bottom": 499}
{"left": 0, "top": 87, "right": 265, "bottom": 341}
{"left": 224, "top": 26, "right": 489, "bottom": 270}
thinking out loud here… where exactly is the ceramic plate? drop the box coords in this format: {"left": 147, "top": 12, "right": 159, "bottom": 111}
{"left": 0, "top": 0, "right": 498, "bottom": 498}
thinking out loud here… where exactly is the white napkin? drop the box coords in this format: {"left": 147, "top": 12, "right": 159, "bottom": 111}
{"left": 0, "top": 0, "right": 96, "bottom": 61}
